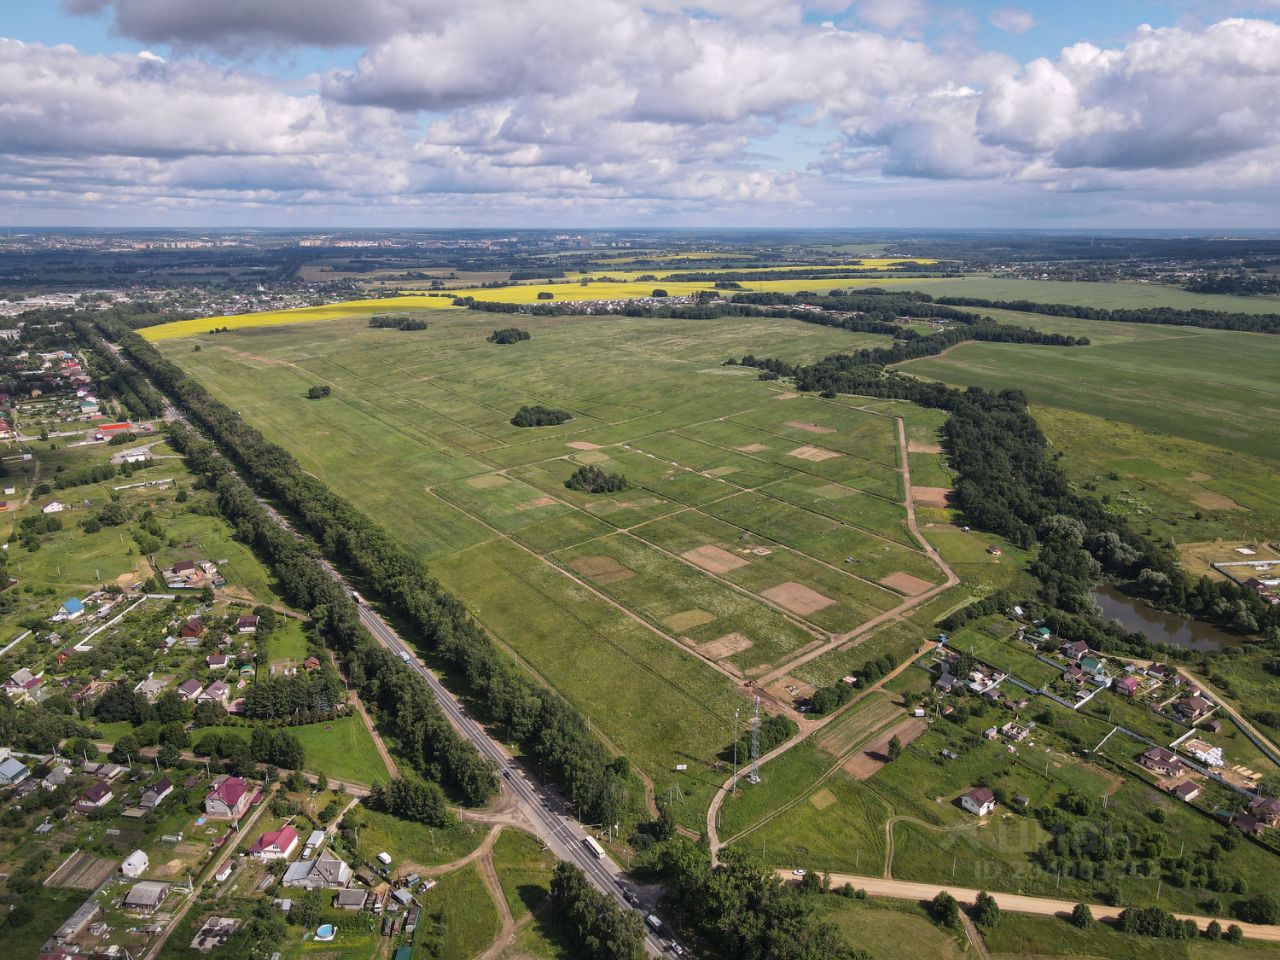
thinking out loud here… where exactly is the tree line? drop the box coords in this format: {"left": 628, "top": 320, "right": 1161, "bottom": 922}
{"left": 368, "top": 314, "right": 429, "bottom": 330}
{"left": 87, "top": 317, "right": 631, "bottom": 825}
{"left": 932, "top": 295, "right": 1280, "bottom": 335}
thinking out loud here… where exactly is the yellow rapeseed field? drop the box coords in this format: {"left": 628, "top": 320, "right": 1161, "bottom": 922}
{"left": 140, "top": 271, "right": 945, "bottom": 341}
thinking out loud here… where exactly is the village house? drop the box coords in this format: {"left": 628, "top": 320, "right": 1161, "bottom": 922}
{"left": 304, "top": 656, "right": 322, "bottom": 671}
{"left": 180, "top": 617, "right": 206, "bottom": 639}
{"left": 59, "top": 597, "right": 85, "bottom": 620}
{"left": 5, "top": 667, "right": 43, "bottom": 700}
{"left": 141, "top": 777, "right": 173, "bottom": 810}
{"left": 1249, "top": 797, "right": 1280, "bottom": 827}
{"left": 1171, "top": 781, "right": 1201, "bottom": 803}
{"left": 206, "top": 652, "right": 230, "bottom": 670}
{"left": 75, "top": 779, "right": 113, "bottom": 813}
{"left": 1177, "top": 696, "right": 1212, "bottom": 720}
{"left": 236, "top": 615, "right": 259, "bottom": 634}
{"left": 1147, "top": 663, "right": 1181, "bottom": 684}
{"left": 133, "top": 674, "right": 169, "bottom": 702}
{"left": 961, "top": 787, "right": 997, "bottom": 816}
{"left": 199, "top": 680, "right": 230, "bottom": 705}
{"left": 1060, "top": 640, "right": 1090, "bottom": 661}
{"left": 1115, "top": 675, "right": 1140, "bottom": 697}
{"left": 282, "top": 849, "right": 353, "bottom": 889}
{"left": 176, "top": 679, "right": 203, "bottom": 701}
{"left": 1001, "top": 721, "right": 1033, "bottom": 742}
{"left": 1139, "top": 746, "right": 1184, "bottom": 777}
{"left": 204, "top": 775, "right": 252, "bottom": 820}
{"left": 250, "top": 825, "right": 300, "bottom": 861}
{"left": 0, "top": 756, "right": 31, "bottom": 786}
{"left": 40, "top": 762, "right": 71, "bottom": 791}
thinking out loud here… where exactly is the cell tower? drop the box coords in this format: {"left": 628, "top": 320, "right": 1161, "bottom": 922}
{"left": 747, "top": 697, "right": 762, "bottom": 784}
{"left": 731, "top": 707, "right": 741, "bottom": 796}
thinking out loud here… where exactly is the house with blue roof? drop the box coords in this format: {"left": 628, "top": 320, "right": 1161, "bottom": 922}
{"left": 60, "top": 598, "right": 85, "bottom": 620}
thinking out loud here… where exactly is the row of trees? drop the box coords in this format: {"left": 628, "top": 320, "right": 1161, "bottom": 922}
{"left": 368, "top": 314, "right": 428, "bottom": 330}
{"left": 549, "top": 862, "right": 647, "bottom": 960}
{"left": 91, "top": 316, "right": 630, "bottom": 825}
{"left": 239, "top": 670, "right": 345, "bottom": 721}
{"left": 933, "top": 295, "right": 1280, "bottom": 335}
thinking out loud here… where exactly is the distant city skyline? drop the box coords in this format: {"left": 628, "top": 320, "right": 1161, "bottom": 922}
{"left": 2, "top": 0, "right": 1280, "bottom": 227}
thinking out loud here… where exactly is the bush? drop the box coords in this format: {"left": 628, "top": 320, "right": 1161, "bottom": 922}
{"left": 1071, "top": 902, "right": 1093, "bottom": 929}
{"left": 931, "top": 891, "right": 960, "bottom": 928}
{"left": 306, "top": 385, "right": 331, "bottom": 399}
{"left": 974, "top": 891, "right": 1000, "bottom": 929}
{"left": 1233, "top": 892, "right": 1280, "bottom": 925}
{"left": 488, "top": 328, "right": 531, "bottom": 344}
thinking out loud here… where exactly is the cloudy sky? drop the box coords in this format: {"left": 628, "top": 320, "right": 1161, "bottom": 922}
{"left": 3, "top": 0, "right": 1280, "bottom": 227}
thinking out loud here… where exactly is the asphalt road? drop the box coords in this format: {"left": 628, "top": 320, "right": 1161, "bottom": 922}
{"left": 264, "top": 508, "right": 671, "bottom": 956}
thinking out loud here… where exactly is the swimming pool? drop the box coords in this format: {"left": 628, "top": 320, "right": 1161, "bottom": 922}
{"left": 315, "top": 924, "right": 336, "bottom": 941}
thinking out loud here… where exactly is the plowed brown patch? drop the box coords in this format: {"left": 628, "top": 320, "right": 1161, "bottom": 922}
{"left": 809, "top": 788, "right": 837, "bottom": 810}
{"left": 762, "top": 582, "right": 836, "bottom": 615}
{"left": 788, "top": 445, "right": 841, "bottom": 462}
{"left": 568, "top": 555, "right": 635, "bottom": 584}
{"left": 566, "top": 441, "right": 601, "bottom": 450}
{"left": 880, "top": 571, "right": 934, "bottom": 595}
{"left": 682, "top": 544, "right": 750, "bottom": 573}
{"left": 1193, "top": 490, "right": 1243, "bottom": 511}
{"left": 787, "top": 420, "right": 834, "bottom": 434}
{"left": 911, "top": 486, "right": 951, "bottom": 507}
{"left": 736, "top": 443, "right": 770, "bottom": 453}
{"left": 842, "top": 718, "right": 927, "bottom": 779}
{"left": 695, "top": 632, "right": 753, "bottom": 659}
{"left": 517, "top": 497, "right": 556, "bottom": 510}
{"left": 774, "top": 392, "right": 799, "bottom": 400}
{"left": 908, "top": 441, "right": 944, "bottom": 454}
{"left": 467, "top": 474, "right": 508, "bottom": 489}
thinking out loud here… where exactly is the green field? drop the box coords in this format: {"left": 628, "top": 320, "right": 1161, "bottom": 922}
{"left": 288, "top": 715, "right": 391, "bottom": 785}
{"left": 356, "top": 808, "right": 490, "bottom": 870}
{"left": 160, "top": 308, "right": 951, "bottom": 828}
{"left": 816, "top": 895, "right": 966, "bottom": 960}
{"left": 903, "top": 321, "right": 1280, "bottom": 461}
{"left": 412, "top": 862, "right": 501, "bottom": 959}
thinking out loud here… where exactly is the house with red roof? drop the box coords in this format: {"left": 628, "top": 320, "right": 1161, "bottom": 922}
{"left": 180, "top": 617, "right": 206, "bottom": 640}
{"left": 204, "top": 775, "right": 252, "bottom": 820}
{"left": 249, "top": 825, "right": 299, "bottom": 861}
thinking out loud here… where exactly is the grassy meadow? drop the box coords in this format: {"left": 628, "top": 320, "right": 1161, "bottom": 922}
{"left": 160, "top": 307, "right": 955, "bottom": 829}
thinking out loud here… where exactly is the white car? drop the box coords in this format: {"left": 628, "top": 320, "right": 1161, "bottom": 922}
{"left": 792, "top": 868, "right": 807, "bottom": 877}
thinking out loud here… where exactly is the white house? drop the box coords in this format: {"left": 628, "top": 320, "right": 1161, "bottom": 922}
{"left": 961, "top": 787, "right": 997, "bottom": 817}
{"left": 249, "top": 825, "right": 299, "bottom": 861}
{"left": 122, "top": 849, "right": 149, "bottom": 878}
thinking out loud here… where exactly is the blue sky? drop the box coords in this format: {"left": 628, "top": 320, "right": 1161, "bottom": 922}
{"left": 1, "top": 0, "right": 1278, "bottom": 227}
